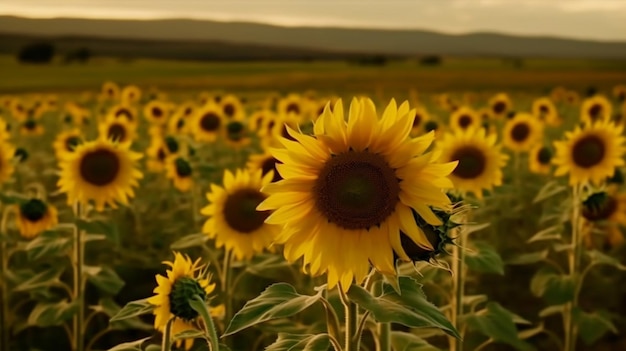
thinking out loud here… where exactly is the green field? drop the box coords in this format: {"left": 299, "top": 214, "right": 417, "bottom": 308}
{"left": 1, "top": 55, "right": 625, "bottom": 94}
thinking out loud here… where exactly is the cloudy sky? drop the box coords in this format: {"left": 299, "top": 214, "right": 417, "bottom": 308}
{"left": 1, "top": 0, "right": 625, "bottom": 41}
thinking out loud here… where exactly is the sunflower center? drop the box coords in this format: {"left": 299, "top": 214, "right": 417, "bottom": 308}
{"left": 424, "top": 121, "right": 439, "bottom": 132}
{"left": 589, "top": 104, "right": 602, "bottom": 121}
{"left": 451, "top": 146, "right": 486, "bottom": 179}
{"left": 261, "top": 157, "right": 282, "bottom": 182}
{"left": 184, "top": 107, "right": 193, "bottom": 116}
{"left": 582, "top": 192, "right": 617, "bottom": 221}
{"left": 227, "top": 121, "right": 244, "bottom": 134}
{"left": 79, "top": 149, "right": 121, "bottom": 186}
{"left": 511, "top": 123, "right": 530, "bottom": 142}
{"left": 157, "top": 148, "right": 166, "bottom": 161}
{"left": 176, "top": 119, "right": 185, "bottom": 130}
{"left": 286, "top": 103, "right": 300, "bottom": 115}
{"left": 115, "top": 108, "right": 133, "bottom": 121}
{"left": 539, "top": 105, "right": 549, "bottom": 115}
{"left": 24, "top": 120, "right": 36, "bottom": 130}
{"left": 19, "top": 199, "right": 47, "bottom": 222}
{"left": 152, "top": 107, "right": 163, "bottom": 118}
{"left": 537, "top": 147, "right": 552, "bottom": 165}
{"left": 572, "top": 135, "right": 605, "bottom": 168}
{"left": 169, "top": 277, "right": 207, "bottom": 321}
{"left": 15, "top": 148, "right": 28, "bottom": 162}
{"left": 493, "top": 101, "right": 506, "bottom": 114}
{"left": 223, "top": 189, "right": 269, "bottom": 233}
{"left": 65, "top": 136, "right": 82, "bottom": 151}
{"left": 313, "top": 151, "right": 400, "bottom": 230}
{"left": 458, "top": 115, "right": 472, "bottom": 129}
{"left": 164, "top": 136, "right": 179, "bottom": 153}
{"left": 200, "top": 113, "right": 221, "bottom": 132}
{"left": 64, "top": 115, "right": 73, "bottom": 124}
{"left": 223, "top": 104, "right": 235, "bottom": 118}
{"left": 107, "top": 124, "right": 126, "bottom": 142}
{"left": 174, "top": 158, "right": 192, "bottom": 177}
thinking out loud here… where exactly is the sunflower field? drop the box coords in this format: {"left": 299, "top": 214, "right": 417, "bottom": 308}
{"left": 1, "top": 74, "right": 626, "bottom": 351}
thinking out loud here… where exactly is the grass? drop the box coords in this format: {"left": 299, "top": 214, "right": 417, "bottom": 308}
{"left": 1, "top": 55, "right": 625, "bottom": 95}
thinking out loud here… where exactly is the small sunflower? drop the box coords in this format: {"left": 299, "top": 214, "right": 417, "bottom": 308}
{"left": 566, "top": 91, "right": 580, "bottom": 105}
{"left": 277, "top": 94, "right": 305, "bottom": 120}
{"left": 101, "top": 81, "right": 120, "bottom": 100}
{"left": 224, "top": 119, "right": 251, "bottom": 149}
{"left": 410, "top": 105, "right": 430, "bottom": 136}
{"left": 219, "top": 94, "right": 244, "bottom": 120}
{"left": 14, "top": 198, "right": 58, "bottom": 239}
{"left": 121, "top": 85, "right": 142, "bottom": 104}
{"left": 201, "top": 169, "right": 279, "bottom": 261}
{"left": 532, "top": 97, "right": 561, "bottom": 126}
{"left": 613, "top": 84, "right": 626, "bottom": 102}
{"left": 257, "top": 98, "right": 457, "bottom": 290}
{"left": 98, "top": 115, "right": 137, "bottom": 145}
{"left": 529, "top": 145, "right": 553, "bottom": 175}
{"left": 438, "top": 127, "right": 508, "bottom": 199}
{"left": 10, "top": 99, "right": 27, "bottom": 122}
{"left": 147, "top": 252, "right": 216, "bottom": 351}
{"left": 580, "top": 95, "right": 612, "bottom": 125}
{"left": 582, "top": 188, "right": 626, "bottom": 225}
{"left": 247, "top": 151, "right": 282, "bottom": 183}
{"left": 145, "top": 136, "right": 169, "bottom": 173}
{"left": 144, "top": 100, "right": 171, "bottom": 125}
{"left": 488, "top": 93, "right": 512, "bottom": 119}
{"left": 165, "top": 156, "right": 194, "bottom": 192}
{"left": 553, "top": 121, "right": 625, "bottom": 186}
{"left": 0, "top": 117, "right": 10, "bottom": 141}
{"left": 20, "top": 119, "right": 44, "bottom": 136}
{"left": 192, "top": 103, "right": 224, "bottom": 143}
{"left": 0, "top": 139, "right": 15, "bottom": 186}
{"left": 449, "top": 106, "right": 480, "bottom": 132}
{"left": 248, "top": 110, "right": 274, "bottom": 133}
{"left": 63, "top": 102, "right": 91, "bottom": 126}
{"left": 57, "top": 139, "right": 143, "bottom": 211}
{"left": 502, "top": 113, "right": 543, "bottom": 153}
{"left": 109, "top": 104, "right": 137, "bottom": 123}
{"left": 53, "top": 129, "right": 84, "bottom": 160}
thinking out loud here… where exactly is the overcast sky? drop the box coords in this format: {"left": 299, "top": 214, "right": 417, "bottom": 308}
{"left": 1, "top": 0, "right": 626, "bottom": 41}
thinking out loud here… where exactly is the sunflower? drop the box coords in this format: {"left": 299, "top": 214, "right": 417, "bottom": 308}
{"left": 121, "top": 85, "right": 142, "bottom": 104}
{"left": 257, "top": 98, "right": 457, "bottom": 290}
{"left": 57, "top": 139, "right": 143, "bottom": 211}
{"left": 449, "top": 106, "right": 480, "bottom": 132}
{"left": 165, "top": 156, "right": 194, "bottom": 192}
{"left": 529, "top": 145, "right": 553, "bottom": 175}
{"left": 613, "top": 84, "right": 626, "bottom": 102}
{"left": 550, "top": 86, "right": 568, "bottom": 102}
{"left": 580, "top": 95, "right": 612, "bottom": 125}
{"left": 502, "top": 113, "right": 543, "bottom": 153}
{"left": 437, "top": 127, "right": 508, "bottom": 199}
{"left": 145, "top": 136, "right": 169, "bottom": 173}
{"left": 101, "top": 81, "right": 120, "bottom": 100}
{"left": 277, "top": 94, "right": 305, "bottom": 120}
{"left": 0, "top": 117, "right": 10, "bottom": 141}
{"left": 410, "top": 105, "right": 430, "bottom": 136}
{"left": 109, "top": 104, "right": 137, "bottom": 123}
{"left": 581, "top": 187, "right": 626, "bottom": 248}
{"left": 10, "top": 99, "right": 27, "bottom": 122}
{"left": 98, "top": 115, "right": 137, "bottom": 145}
{"left": 168, "top": 102, "right": 196, "bottom": 135}
{"left": 192, "top": 103, "right": 224, "bottom": 143}
{"left": 0, "top": 139, "right": 15, "bottom": 186}
{"left": 147, "top": 252, "right": 216, "bottom": 351}
{"left": 488, "top": 93, "right": 512, "bottom": 119}
{"left": 248, "top": 109, "right": 274, "bottom": 133}
{"left": 201, "top": 169, "right": 279, "bottom": 261}
{"left": 565, "top": 91, "right": 580, "bottom": 105}
{"left": 553, "top": 121, "right": 625, "bottom": 186}
{"left": 63, "top": 102, "right": 91, "bottom": 126}
{"left": 247, "top": 151, "right": 282, "bottom": 183}
{"left": 19, "top": 118, "right": 44, "bottom": 136}
{"left": 219, "top": 94, "right": 244, "bottom": 120}
{"left": 14, "top": 198, "right": 58, "bottom": 239}
{"left": 144, "top": 100, "right": 171, "bottom": 125}
{"left": 53, "top": 129, "right": 83, "bottom": 160}
{"left": 224, "top": 119, "right": 251, "bottom": 149}
{"left": 532, "top": 97, "right": 561, "bottom": 126}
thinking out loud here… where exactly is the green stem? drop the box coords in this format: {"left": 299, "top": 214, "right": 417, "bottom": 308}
{"left": 195, "top": 295, "right": 221, "bottom": 351}
{"left": 450, "top": 224, "right": 466, "bottom": 351}
{"left": 377, "top": 321, "right": 391, "bottom": 351}
{"left": 72, "top": 202, "right": 85, "bottom": 351}
{"left": 340, "top": 288, "right": 358, "bottom": 351}
{"left": 162, "top": 318, "right": 174, "bottom": 351}
{"left": 0, "top": 204, "right": 10, "bottom": 351}
{"left": 221, "top": 250, "right": 233, "bottom": 348}
{"left": 564, "top": 186, "right": 582, "bottom": 351}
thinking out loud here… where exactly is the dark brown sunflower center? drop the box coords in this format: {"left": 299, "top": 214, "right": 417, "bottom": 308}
{"left": 589, "top": 104, "right": 602, "bottom": 121}
{"left": 537, "top": 147, "right": 552, "bottom": 165}
{"left": 164, "top": 136, "right": 179, "bottom": 153}
{"left": 451, "top": 146, "right": 486, "bottom": 179}
{"left": 413, "top": 114, "right": 422, "bottom": 127}
{"left": 115, "top": 108, "right": 133, "bottom": 121}
{"left": 107, "top": 124, "right": 126, "bottom": 142}
{"left": 266, "top": 121, "right": 276, "bottom": 133}
{"left": 313, "top": 151, "right": 400, "bottom": 230}
{"left": 157, "top": 148, "right": 166, "bottom": 161}
{"left": 79, "top": 149, "right": 121, "bottom": 186}
{"left": 107, "top": 88, "right": 114, "bottom": 96}
{"left": 200, "top": 113, "right": 221, "bottom": 132}
{"left": 572, "top": 135, "right": 605, "bottom": 168}
{"left": 261, "top": 157, "right": 282, "bottom": 182}
{"left": 175, "top": 158, "right": 192, "bottom": 177}
{"left": 152, "top": 107, "right": 163, "bottom": 118}
{"left": 539, "top": 105, "right": 549, "bottom": 115}
{"left": 227, "top": 121, "right": 245, "bottom": 135}
{"left": 582, "top": 192, "right": 617, "bottom": 221}
{"left": 511, "top": 123, "right": 530, "bottom": 142}
{"left": 223, "top": 104, "right": 235, "bottom": 118}
{"left": 176, "top": 119, "right": 185, "bottom": 130}
{"left": 223, "top": 189, "right": 269, "bottom": 233}
{"left": 493, "top": 101, "right": 506, "bottom": 114}
{"left": 184, "top": 107, "right": 193, "bottom": 116}
{"left": 24, "top": 120, "right": 37, "bottom": 130}
{"left": 286, "top": 103, "right": 300, "bottom": 115}
{"left": 65, "top": 136, "right": 82, "bottom": 151}
{"left": 424, "top": 121, "right": 439, "bottom": 132}
{"left": 458, "top": 115, "right": 472, "bottom": 129}
{"left": 19, "top": 199, "right": 47, "bottom": 222}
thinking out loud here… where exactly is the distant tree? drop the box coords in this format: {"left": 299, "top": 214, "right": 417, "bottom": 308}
{"left": 64, "top": 48, "right": 92, "bottom": 64}
{"left": 351, "top": 55, "right": 388, "bottom": 66}
{"left": 17, "top": 42, "right": 55, "bottom": 64}
{"left": 419, "top": 55, "right": 442, "bottom": 66}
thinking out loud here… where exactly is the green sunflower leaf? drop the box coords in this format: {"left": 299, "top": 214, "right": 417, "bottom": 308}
{"left": 348, "top": 276, "right": 459, "bottom": 338}
{"left": 14, "top": 266, "right": 65, "bottom": 292}
{"left": 223, "top": 283, "right": 323, "bottom": 336}
{"left": 506, "top": 250, "right": 549, "bottom": 265}
{"left": 464, "top": 302, "right": 535, "bottom": 351}
{"left": 528, "top": 226, "right": 562, "bottom": 243}
{"left": 106, "top": 337, "right": 152, "bottom": 351}
{"left": 586, "top": 250, "right": 626, "bottom": 271}
{"left": 85, "top": 265, "right": 125, "bottom": 295}
{"left": 109, "top": 298, "right": 153, "bottom": 323}
{"left": 533, "top": 181, "right": 567, "bottom": 203}
{"left": 390, "top": 331, "right": 440, "bottom": 351}
{"left": 170, "top": 233, "right": 208, "bottom": 250}
{"left": 265, "top": 333, "right": 330, "bottom": 351}
{"left": 23, "top": 230, "right": 72, "bottom": 260}
{"left": 573, "top": 308, "right": 618, "bottom": 345}
{"left": 27, "top": 300, "right": 79, "bottom": 327}
{"left": 464, "top": 241, "right": 504, "bottom": 275}
{"left": 93, "top": 298, "right": 152, "bottom": 331}
{"left": 76, "top": 218, "right": 119, "bottom": 244}
{"left": 530, "top": 268, "right": 575, "bottom": 305}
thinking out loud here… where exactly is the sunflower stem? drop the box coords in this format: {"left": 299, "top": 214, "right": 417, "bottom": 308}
{"left": 161, "top": 317, "right": 174, "bottom": 351}
{"left": 564, "top": 185, "right": 583, "bottom": 351}
{"left": 221, "top": 249, "right": 234, "bottom": 349}
{"left": 340, "top": 286, "right": 359, "bottom": 351}
{"left": 371, "top": 278, "right": 390, "bottom": 351}
{"left": 0, "top": 203, "right": 11, "bottom": 351}
{"left": 72, "top": 202, "right": 85, "bottom": 351}
{"left": 450, "top": 222, "right": 466, "bottom": 351}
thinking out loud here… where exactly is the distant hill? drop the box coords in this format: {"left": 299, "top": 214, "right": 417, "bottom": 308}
{"left": 1, "top": 16, "right": 626, "bottom": 59}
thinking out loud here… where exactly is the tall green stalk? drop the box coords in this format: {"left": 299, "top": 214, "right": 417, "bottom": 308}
{"left": 450, "top": 225, "right": 466, "bottom": 351}
{"left": 72, "top": 202, "right": 85, "bottom": 351}
{"left": 564, "top": 185, "right": 582, "bottom": 351}
{"left": 221, "top": 250, "right": 233, "bottom": 349}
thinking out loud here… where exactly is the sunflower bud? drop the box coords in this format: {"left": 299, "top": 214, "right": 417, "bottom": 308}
{"left": 19, "top": 198, "right": 47, "bottom": 222}
{"left": 582, "top": 191, "right": 616, "bottom": 222}
{"left": 14, "top": 148, "right": 28, "bottom": 162}
{"left": 397, "top": 206, "right": 460, "bottom": 262}
{"left": 164, "top": 136, "right": 179, "bottom": 154}
{"left": 169, "top": 276, "right": 207, "bottom": 321}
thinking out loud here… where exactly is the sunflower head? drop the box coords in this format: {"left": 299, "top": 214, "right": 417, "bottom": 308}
{"left": 14, "top": 148, "right": 28, "bottom": 163}
{"left": 582, "top": 191, "right": 616, "bottom": 222}
{"left": 15, "top": 198, "right": 58, "bottom": 239}
{"left": 503, "top": 113, "right": 543, "bottom": 153}
{"left": 166, "top": 156, "right": 194, "bottom": 192}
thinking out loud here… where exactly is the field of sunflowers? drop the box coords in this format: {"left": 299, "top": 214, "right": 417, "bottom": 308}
{"left": 1, "top": 69, "right": 626, "bottom": 351}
